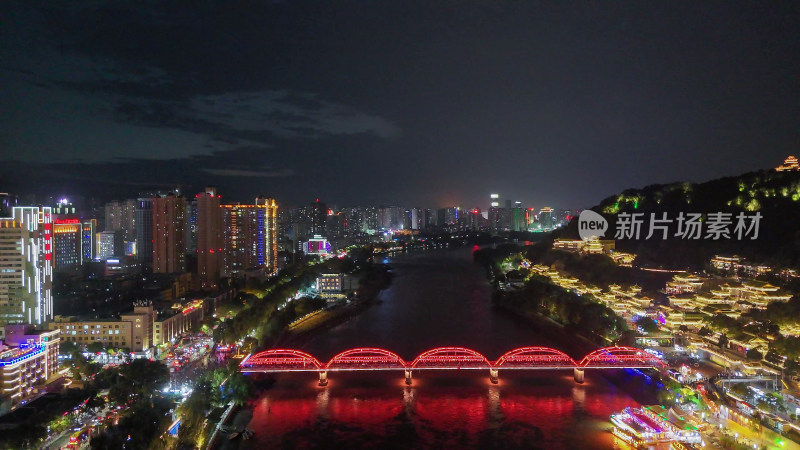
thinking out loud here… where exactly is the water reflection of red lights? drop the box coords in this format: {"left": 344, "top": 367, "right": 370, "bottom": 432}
{"left": 241, "top": 372, "right": 644, "bottom": 449}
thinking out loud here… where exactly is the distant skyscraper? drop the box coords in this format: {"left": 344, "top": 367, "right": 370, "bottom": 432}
{"left": 96, "top": 230, "right": 120, "bottom": 260}
{"left": 309, "top": 199, "right": 327, "bottom": 236}
{"left": 489, "top": 193, "right": 502, "bottom": 232}
{"left": 81, "top": 219, "right": 96, "bottom": 262}
{"left": 0, "top": 207, "right": 53, "bottom": 325}
{"left": 135, "top": 198, "right": 153, "bottom": 265}
{"left": 526, "top": 208, "right": 536, "bottom": 230}
{"left": 539, "top": 207, "right": 555, "bottom": 230}
{"left": 105, "top": 199, "right": 137, "bottom": 245}
{"left": 152, "top": 194, "right": 186, "bottom": 273}
{"left": 467, "top": 208, "right": 483, "bottom": 231}
{"left": 436, "top": 207, "right": 460, "bottom": 230}
{"left": 197, "top": 187, "right": 222, "bottom": 288}
{"left": 511, "top": 201, "right": 525, "bottom": 232}
{"left": 185, "top": 198, "right": 198, "bottom": 255}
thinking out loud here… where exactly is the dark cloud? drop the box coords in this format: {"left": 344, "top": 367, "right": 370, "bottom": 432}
{"left": 1, "top": 1, "right": 799, "bottom": 208}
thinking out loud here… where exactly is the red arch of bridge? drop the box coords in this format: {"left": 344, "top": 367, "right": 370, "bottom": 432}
{"left": 242, "top": 348, "right": 323, "bottom": 371}
{"left": 239, "top": 346, "right": 664, "bottom": 372}
{"left": 326, "top": 347, "right": 406, "bottom": 371}
{"left": 410, "top": 347, "right": 491, "bottom": 369}
{"left": 578, "top": 346, "right": 663, "bottom": 368}
{"left": 495, "top": 346, "right": 577, "bottom": 368}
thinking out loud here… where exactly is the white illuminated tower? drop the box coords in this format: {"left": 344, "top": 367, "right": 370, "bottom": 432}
{"left": 0, "top": 207, "right": 53, "bottom": 325}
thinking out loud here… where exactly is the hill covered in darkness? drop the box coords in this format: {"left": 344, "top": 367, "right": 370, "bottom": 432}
{"left": 557, "top": 169, "right": 800, "bottom": 269}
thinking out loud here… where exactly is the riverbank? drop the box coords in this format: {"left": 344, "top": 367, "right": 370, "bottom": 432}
{"left": 275, "top": 263, "right": 392, "bottom": 348}
{"left": 275, "top": 297, "right": 381, "bottom": 348}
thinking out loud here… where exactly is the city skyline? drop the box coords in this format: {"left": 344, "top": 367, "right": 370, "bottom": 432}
{"left": 2, "top": 2, "right": 799, "bottom": 209}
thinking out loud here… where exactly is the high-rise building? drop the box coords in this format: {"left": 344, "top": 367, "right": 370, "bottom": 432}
{"left": 185, "top": 199, "right": 198, "bottom": 255}
{"left": 489, "top": 193, "right": 502, "bottom": 232}
{"left": 512, "top": 202, "right": 526, "bottom": 232}
{"left": 135, "top": 198, "right": 153, "bottom": 264}
{"left": 197, "top": 187, "right": 222, "bottom": 288}
{"left": 539, "top": 207, "right": 555, "bottom": 230}
{"left": 261, "top": 197, "right": 278, "bottom": 272}
{"left": 220, "top": 197, "right": 278, "bottom": 276}
{"left": 152, "top": 194, "right": 186, "bottom": 273}
{"left": 81, "top": 219, "right": 96, "bottom": 262}
{"left": 0, "top": 207, "right": 53, "bottom": 325}
{"left": 309, "top": 199, "right": 327, "bottom": 236}
{"left": 96, "top": 230, "right": 121, "bottom": 260}
{"left": 105, "top": 199, "right": 137, "bottom": 245}
{"left": 436, "top": 207, "right": 460, "bottom": 230}
{"left": 53, "top": 219, "right": 82, "bottom": 270}
{"left": 467, "top": 208, "right": 483, "bottom": 231}
{"left": 526, "top": 208, "right": 536, "bottom": 230}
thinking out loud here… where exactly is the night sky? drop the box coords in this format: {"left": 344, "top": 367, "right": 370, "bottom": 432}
{"left": 1, "top": 1, "right": 798, "bottom": 209}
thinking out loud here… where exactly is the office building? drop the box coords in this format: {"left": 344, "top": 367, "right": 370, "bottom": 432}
{"left": 96, "top": 230, "right": 123, "bottom": 260}
{"left": 50, "top": 300, "right": 203, "bottom": 352}
{"left": 0, "top": 207, "right": 53, "bottom": 326}
{"left": 52, "top": 219, "right": 83, "bottom": 270}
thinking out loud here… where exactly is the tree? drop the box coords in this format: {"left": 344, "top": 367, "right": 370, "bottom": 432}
{"left": 718, "top": 333, "right": 729, "bottom": 349}
{"left": 636, "top": 317, "right": 659, "bottom": 333}
{"left": 86, "top": 341, "right": 105, "bottom": 353}
{"left": 59, "top": 340, "right": 78, "bottom": 353}
{"left": 746, "top": 348, "right": 763, "bottom": 361}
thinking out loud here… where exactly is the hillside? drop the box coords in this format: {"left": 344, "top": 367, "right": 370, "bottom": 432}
{"left": 556, "top": 169, "right": 800, "bottom": 269}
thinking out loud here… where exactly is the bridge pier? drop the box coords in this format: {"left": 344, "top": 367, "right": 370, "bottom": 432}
{"left": 489, "top": 368, "right": 499, "bottom": 384}
{"left": 318, "top": 371, "right": 328, "bottom": 386}
{"left": 573, "top": 368, "right": 584, "bottom": 384}
{"left": 405, "top": 369, "right": 412, "bottom": 385}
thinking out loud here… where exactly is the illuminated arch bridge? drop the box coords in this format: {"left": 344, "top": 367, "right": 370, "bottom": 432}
{"left": 239, "top": 346, "right": 664, "bottom": 385}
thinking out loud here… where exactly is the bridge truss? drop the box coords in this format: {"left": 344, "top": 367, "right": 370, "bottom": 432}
{"left": 240, "top": 345, "right": 663, "bottom": 384}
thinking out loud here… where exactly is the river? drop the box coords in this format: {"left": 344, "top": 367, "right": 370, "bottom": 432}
{"left": 233, "top": 247, "right": 658, "bottom": 449}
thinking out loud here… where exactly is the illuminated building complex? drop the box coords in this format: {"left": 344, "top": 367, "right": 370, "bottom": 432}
{"left": 197, "top": 187, "right": 222, "bottom": 288}
{"left": 49, "top": 299, "right": 204, "bottom": 352}
{"left": 152, "top": 194, "right": 187, "bottom": 274}
{"left": 221, "top": 197, "right": 278, "bottom": 276}
{"left": 0, "top": 207, "right": 53, "bottom": 326}
{"left": 776, "top": 155, "right": 799, "bottom": 172}
{"left": 0, "top": 325, "right": 59, "bottom": 406}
